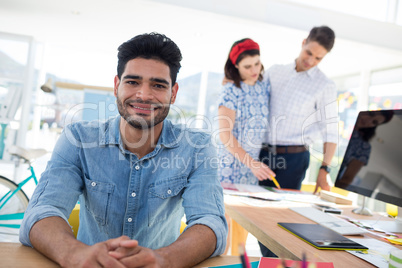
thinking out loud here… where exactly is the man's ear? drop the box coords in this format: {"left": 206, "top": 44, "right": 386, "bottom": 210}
{"left": 114, "top": 75, "right": 120, "bottom": 97}
{"left": 171, "top": 83, "right": 179, "bottom": 104}
{"left": 302, "top": 39, "right": 307, "bottom": 47}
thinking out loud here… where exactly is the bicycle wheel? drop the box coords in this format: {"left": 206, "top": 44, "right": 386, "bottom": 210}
{"left": 0, "top": 176, "right": 29, "bottom": 215}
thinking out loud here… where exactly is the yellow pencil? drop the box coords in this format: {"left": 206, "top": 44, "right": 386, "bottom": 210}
{"left": 270, "top": 175, "right": 281, "bottom": 189}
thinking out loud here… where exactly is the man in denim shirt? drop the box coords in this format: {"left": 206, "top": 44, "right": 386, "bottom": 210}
{"left": 20, "top": 33, "right": 227, "bottom": 268}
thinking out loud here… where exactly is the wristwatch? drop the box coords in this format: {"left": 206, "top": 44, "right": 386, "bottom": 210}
{"left": 320, "top": 165, "right": 331, "bottom": 173}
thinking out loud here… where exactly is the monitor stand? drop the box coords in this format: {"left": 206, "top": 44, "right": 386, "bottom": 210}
{"left": 352, "top": 196, "right": 373, "bottom": 216}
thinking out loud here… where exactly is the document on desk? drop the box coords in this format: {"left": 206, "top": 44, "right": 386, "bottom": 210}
{"left": 277, "top": 191, "right": 334, "bottom": 205}
{"left": 346, "top": 238, "right": 400, "bottom": 268}
{"left": 221, "top": 183, "right": 283, "bottom": 201}
{"left": 222, "top": 183, "right": 338, "bottom": 207}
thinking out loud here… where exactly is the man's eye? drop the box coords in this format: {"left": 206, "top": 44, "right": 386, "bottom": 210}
{"left": 127, "top": 81, "right": 138, "bottom": 85}
{"left": 154, "top": 84, "right": 166, "bottom": 89}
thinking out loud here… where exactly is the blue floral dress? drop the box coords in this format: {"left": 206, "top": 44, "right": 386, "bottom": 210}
{"left": 217, "top": 80, "right": 270, "bottom": 185}
{"left": 344, "top": 130, "right": 371, "bottom": 166}
{"left": 338, "top": 130, "right": 372, "bottom": 182}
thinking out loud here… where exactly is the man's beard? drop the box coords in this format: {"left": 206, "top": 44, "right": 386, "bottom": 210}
{"left": 116, "top": 96, "right": 170, "bottom": 130}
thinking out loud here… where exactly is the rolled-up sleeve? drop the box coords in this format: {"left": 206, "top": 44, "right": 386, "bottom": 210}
{"left": 181, "top": 134, "right": 228, "bottom": 257}
{"left": 19, "top": 125, "right": 83, "bottom": 247}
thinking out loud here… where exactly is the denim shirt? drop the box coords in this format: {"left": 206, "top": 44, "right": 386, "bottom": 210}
{"left": 20, "top": 116, "right": 227, "bottom": 256}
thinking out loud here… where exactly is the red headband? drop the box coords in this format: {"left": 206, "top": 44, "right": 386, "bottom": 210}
{"left": 229, "top": 39, "right": 260, "bottom": 65}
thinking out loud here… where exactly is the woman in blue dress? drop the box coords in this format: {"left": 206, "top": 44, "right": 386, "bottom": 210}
{"left": 218, "top": 38, "right": 275, "bottom": 185}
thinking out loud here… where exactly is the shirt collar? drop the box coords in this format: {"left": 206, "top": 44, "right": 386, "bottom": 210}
{"left": 157, "top": 120, "right": 180, "bottom": 149}
{"left": 292, "top": 60, "right": 318, "bottom": 78}
{"left": 100, "top": 116, "right": 179, "bottom": 149}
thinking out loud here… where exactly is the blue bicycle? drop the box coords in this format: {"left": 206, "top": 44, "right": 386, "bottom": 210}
{"left": 0, "top": 145, "right": 47, "bottom": 239}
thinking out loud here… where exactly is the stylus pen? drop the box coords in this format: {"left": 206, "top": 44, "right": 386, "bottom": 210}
{"left": 238, "top": 243, "right": 251, "bottom": 268}
{"left": 302, "top": 252, "right": 307, "bottom": 268}
{"left": 270, "top": 175, "right": 281, "bottom": 189}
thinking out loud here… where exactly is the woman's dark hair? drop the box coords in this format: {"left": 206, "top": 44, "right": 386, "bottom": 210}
{"left": 117, "top": 32, "right": 182, "bottom": 85}
{"left": 359, "top": 110, "right": 394, "bottom": 142}
{"left": 306, "top": 26, "right": 335, "bottom": 52}
{"left": 224, "top": 38, "right": 264, "bottom": 88}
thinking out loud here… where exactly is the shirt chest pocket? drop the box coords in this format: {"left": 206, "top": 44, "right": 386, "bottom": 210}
{"left": 148, "top": 175, "right": 187, "bottom": 226}
{"left": 84, "top": 176, "right": 115, "bottom": 226}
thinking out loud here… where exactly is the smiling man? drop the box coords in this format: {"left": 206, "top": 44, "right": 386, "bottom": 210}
{"left": 259, "top": 25, "right": 337, "bottom": 192}
{"left": 258, "top": 26, "right": 338, "bottom": 257}
{"left": 20, "top": 33, "right": 227, "bottom": 268}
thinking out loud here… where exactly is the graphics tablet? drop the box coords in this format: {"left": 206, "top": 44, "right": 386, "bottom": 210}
{"left": 278, "top": 222, "right": 368, "bottom": 250}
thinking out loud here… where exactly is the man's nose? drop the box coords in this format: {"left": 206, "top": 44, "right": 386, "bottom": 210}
{"left": 135, "top": 84, "right": 154, "bottom": 100}
{"left": 306, "top": 56, "right": 315, "bottom": 65}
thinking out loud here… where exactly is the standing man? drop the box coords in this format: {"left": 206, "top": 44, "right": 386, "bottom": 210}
{"left": 258, "top": 26, "right": 338, "bottom": 256}
{"left": 20, "top": 32, "right": 227, "bottom": 268}
{"left": 260, "top": 25, "right": 337, "bottom": 192}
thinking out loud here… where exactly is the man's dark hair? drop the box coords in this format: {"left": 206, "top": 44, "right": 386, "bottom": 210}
{"left": 117, "top": 32, "right": 182, "bottom": 85}
{"left": 306, "top": 26, "right": 335, "bottom": 52}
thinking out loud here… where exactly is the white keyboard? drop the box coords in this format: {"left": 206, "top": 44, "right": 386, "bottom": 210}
{"left": 290, "top": 206, "right": 367, "bottom": 235}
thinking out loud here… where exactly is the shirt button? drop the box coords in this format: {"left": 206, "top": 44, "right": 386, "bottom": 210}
{"left": 135, "top": 165, "right": 140, "bottom": 170}
{"left": 131, "top": 192, "right": 136, "bottom": 197}
{"left": 127, "top": 218, "right": 132, "bottom": 222}
{"left": 167, "top": 189, "right": 172, "bottom": 194}
{"left": 91, "top": 182, "right": 96, "bottom": 187}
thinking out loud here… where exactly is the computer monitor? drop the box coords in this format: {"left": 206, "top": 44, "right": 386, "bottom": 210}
{"left": 335, "top": 109, "right": 402, "bottom": 233}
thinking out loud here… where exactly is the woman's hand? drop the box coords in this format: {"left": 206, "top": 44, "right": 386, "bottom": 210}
{"left": 249, "top": 159, "right": 276, "bottom": 181}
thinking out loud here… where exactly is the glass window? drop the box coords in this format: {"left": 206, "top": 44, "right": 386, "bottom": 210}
{"left": 168, "top": 72, "right": 201, "bottom": 125}
{"left": 370, "top": 67, "right": 402, "bottom": 85}
{"left": 306, "top": 74, "right": 361, "bottom": 183}
{"left": 369, "top": 67, "right": 402, "bottom": 110}
{"left": 397, "top": 1, "right": 402, "bottom": 25}
{"left": 334, "top": 75, "right": 361, "bottom": 147}
{"left": 204, "top": 72, "right": 224, "bottom": 130}
{"left": 0, "top": 39, "right": 29, "bottom": 121}
{"left": 0, "top": 39, "right": 29, "bottom": 80}
{"left": 369, "top": 83, "right": 402, "bottom": 110}
{"left": 43, "top": 44, "right": 116, "bottom": 87}
{"left": 0, "top": 33, "right": 37, "bottom": 159}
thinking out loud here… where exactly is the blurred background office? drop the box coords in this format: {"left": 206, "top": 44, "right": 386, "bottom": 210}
{"left": 1, "top": 0, "right": 402, "bottom": 188}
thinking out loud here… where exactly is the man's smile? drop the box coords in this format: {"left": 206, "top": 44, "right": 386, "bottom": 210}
{"left": 127, "top": 102, "right": 159, "bottom": 114}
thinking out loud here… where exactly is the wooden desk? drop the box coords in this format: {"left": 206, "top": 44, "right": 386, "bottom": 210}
{"left": 0, "top": 242, "right": 259, "bottom": 267}
{"left": 225, "top": 196, "right": 402, "bottom": 267}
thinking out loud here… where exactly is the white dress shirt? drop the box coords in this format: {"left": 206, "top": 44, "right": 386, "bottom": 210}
{"left": 264, "top": 62, "right": 338, "bottom": 146}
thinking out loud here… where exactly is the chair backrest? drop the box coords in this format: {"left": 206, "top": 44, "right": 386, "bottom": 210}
{"left": 68, "top": 204, "right": 80, "bottom": 237}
